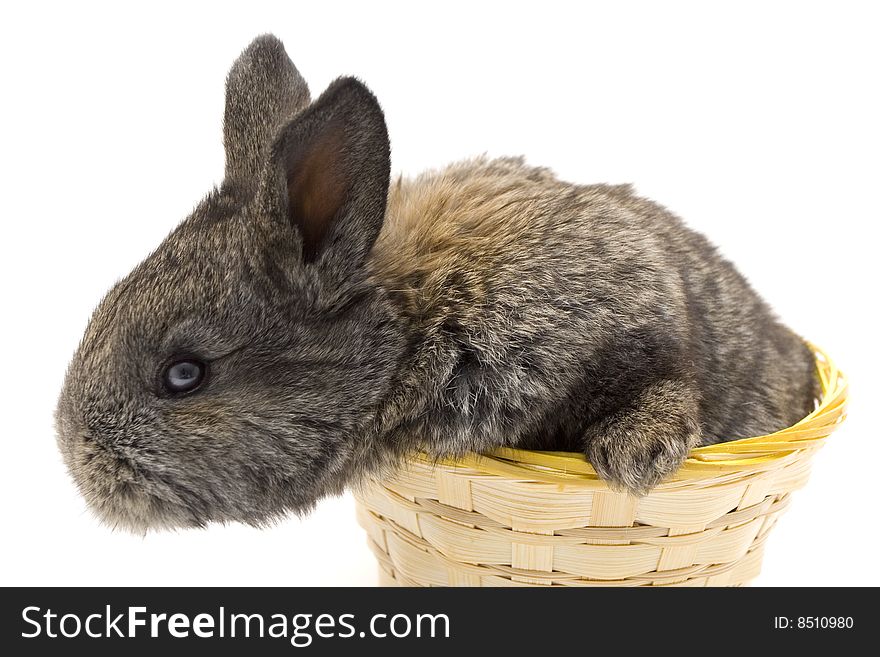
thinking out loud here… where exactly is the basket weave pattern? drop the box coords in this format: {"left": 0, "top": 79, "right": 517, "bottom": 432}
{"left": 355, "top": 348, "right": 847, "bottom": 586}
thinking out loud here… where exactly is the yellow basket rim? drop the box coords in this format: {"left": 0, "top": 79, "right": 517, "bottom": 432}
{"left": 412, "top": 344, "right": 847, "bottom": 486}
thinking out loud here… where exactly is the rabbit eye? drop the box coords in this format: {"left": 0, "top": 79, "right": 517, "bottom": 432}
{"left": 163, "top": 359, "right": 206, "bottom": 394}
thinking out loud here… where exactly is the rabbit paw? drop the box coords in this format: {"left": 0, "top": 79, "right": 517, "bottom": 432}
{"left": 584, "top": 379, "right": 701, "bottom": 495}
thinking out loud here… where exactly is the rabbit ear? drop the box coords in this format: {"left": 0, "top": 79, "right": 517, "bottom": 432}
{"left": 259, "top": 77, "right": 390, "bottom": 277}
{"left": 224, "top": 34, "right": 311, "bottom": 184}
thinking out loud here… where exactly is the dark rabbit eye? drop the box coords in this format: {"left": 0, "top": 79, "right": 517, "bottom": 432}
{"left": 163, "top": 359, "right": 206, "bottom": 394}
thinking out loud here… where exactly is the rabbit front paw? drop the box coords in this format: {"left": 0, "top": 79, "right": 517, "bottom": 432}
{"left": 583, "top": 379, "right": 701, "bottom": 495}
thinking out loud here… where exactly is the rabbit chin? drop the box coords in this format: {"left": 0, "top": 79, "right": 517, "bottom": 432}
{"left": 84, "top": 474, "right": 206, "bottom": 535}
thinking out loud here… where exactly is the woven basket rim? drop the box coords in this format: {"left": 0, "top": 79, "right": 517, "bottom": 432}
{"left": 412, "top": 344, "right": 847, "bottom": 486}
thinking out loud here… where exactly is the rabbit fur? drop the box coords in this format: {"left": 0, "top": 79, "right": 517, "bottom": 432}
{"left": 55, "top": 35, "right": 819, "bottom": 532}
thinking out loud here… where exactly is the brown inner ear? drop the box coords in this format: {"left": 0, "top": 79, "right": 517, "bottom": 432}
{"left": 286, "top": 125, "right": 349, "bottom": 262}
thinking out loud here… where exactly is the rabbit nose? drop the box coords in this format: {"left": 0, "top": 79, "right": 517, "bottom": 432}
{"left": 54, "top": 393, "right": 83, "bottom": 451}
{"left": 54, "top": 386, "right": 118, "bottom": 477}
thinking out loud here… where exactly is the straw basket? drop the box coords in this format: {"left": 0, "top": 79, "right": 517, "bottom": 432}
{"left": 354, "top": 346, "right": 847, "bottom": 587}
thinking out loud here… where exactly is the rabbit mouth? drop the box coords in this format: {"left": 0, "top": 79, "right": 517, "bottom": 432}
{"left": 58, "top": 426, "right": 209, "bottom": 533}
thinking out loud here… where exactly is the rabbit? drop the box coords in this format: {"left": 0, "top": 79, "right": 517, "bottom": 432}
{"left": 55, "top": 34, "right": 819, "bottom": 532}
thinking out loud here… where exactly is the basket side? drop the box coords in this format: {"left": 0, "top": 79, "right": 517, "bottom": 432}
{"left": 354, "top": 347, "right": 846, "bottom": 587}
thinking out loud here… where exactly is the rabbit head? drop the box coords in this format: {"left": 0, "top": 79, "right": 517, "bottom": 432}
{"left": 55, "top": 35, "right": 405, "bottom": 532}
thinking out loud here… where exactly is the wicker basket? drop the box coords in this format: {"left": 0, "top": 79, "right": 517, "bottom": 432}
{"left": 354, "top": 346, "right": 847, "bottom": 586}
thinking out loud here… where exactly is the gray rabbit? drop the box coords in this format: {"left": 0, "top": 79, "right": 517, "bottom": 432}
{"left": 55, "top": 35, "right": 818, "bottom": 532}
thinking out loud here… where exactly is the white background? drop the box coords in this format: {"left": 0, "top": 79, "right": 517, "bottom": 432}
{"left": 1, "top": 1, "right": 877, "bottom": 586}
